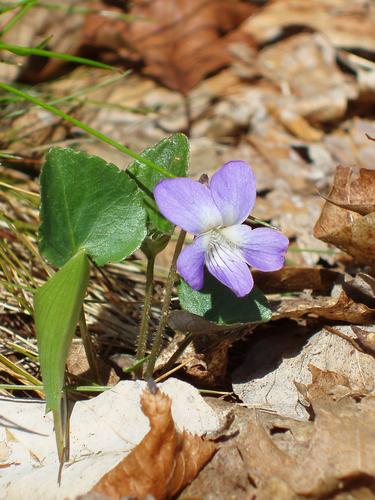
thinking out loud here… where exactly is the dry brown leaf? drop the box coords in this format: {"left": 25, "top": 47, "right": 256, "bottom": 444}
{"left": 343, "top": 272, "right": 375, "bottom": 308}
{"left": 238, "top": 365, "right": 375, "bottom": 498}
{"left": 85, "top": 0, "right": 256, "bottom": 93}
{"left": 241, "top": 0, "right": 375, "bottom": 53}
{"left": 233, "top": 322, "right": 375, "bottom": 420}
{"left": 92, "top": 387, "right": 216, "bottom": 499}
{"left": 186, "top": 367, "right": 375, "bottom": 499}
{"left": 257, "top": 33, "right": 355, "bottom": 124}
{"left": 314, "top": 166, "right": 375, "bottom": 266}
{"left": 252, "top": 266, "right": 341, "bottom": 294}
{"left": 157, "top": 314, "right": 253, "bottom": 387}
{"left": 351, "top": 326, "right": 375, "bottom": 355}
{"left": 66, "top": 342, "right": 119, "bottom": 386}
{"left": 272, "top": 289, "right": 375, "bottom": 324}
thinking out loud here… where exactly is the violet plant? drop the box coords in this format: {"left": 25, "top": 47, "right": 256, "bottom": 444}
{"left": 154, "top": 161, "right": 288, "bottom": 297}
{"left": 30, "top": 133, "right": 287, "bottom": 461}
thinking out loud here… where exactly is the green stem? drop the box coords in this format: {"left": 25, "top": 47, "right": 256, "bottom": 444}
{"left": 145, "top": 230, "right": 186, "bottom": 379}
{"left": 0, "top": 83, "right": 174, "bottom": 179}
{"left": 0, "top": 0, "right": 37, "bottom": 36}
{"left": 135, "top": 254, "right": 155, "bottom": 376}
{"left": 78, "top": 306, "right": 101, "bottom": 384}
{"left": 0, "top": 41, "right": 116, "bottom": 71}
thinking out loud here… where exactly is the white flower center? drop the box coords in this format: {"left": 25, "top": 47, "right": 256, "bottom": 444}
{"left": 206, "top": 228, "right": 241, "bottom": 262}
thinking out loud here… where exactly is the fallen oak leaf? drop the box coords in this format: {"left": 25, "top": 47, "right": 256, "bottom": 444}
{"left": 91, "top": 387, "right": 216, "bottom": 499}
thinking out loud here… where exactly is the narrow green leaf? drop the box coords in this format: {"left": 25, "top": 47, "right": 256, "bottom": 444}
{"left": 39, "top": 147, "right": 147, "bottom": 267}
{"left": 0, "top": 41, "right": 117, "bottom": 71}
{"left": 0, "top": 83, "right": 174, "bottom": 178}
{"left": 128, "top": 133, "right": 189, "bottom": 234}
{"left": 178, "top": 273, "right": 272, "bottom": 325}
{"left": 34, "top": 251, "right": 90, "bottom": 458}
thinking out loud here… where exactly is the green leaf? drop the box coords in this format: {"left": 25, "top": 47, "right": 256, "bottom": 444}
{"left": 39, "top": 147, "right": 147, "bottom": 267}
{"left": 127, "top": 133, "right": 189, "bottom": 234}
{"left": 178, "top": 273, "right": 272, "bottom": 325}
{"left": 34, "top": 251, "right": 90, "bottom": 459}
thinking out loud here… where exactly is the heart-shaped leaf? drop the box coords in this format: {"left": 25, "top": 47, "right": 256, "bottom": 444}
{"left": 39, "top": 147, "right": 147, "bottom": 267}
{"left": 178, "top": 273, "right": 272, "bottom": 325}
{"left": 34, "top": 251, "right": 90, "bottom": 459}
{"left": 127, "top": 133, "right": 189, "bottom": 234}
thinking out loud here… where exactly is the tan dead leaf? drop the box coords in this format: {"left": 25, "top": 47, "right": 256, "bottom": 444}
{"left": 233, "top": 322, "right": 375, "bottom": 420}
{"left": 272, "top": 108, "right": 323, "bottom": 141}
{"left": 238, "top": 365, "right": 375, "bottom": 498}
{"left": 158, "top": 315, "right": 252, "bottom": 387}
{"left": 92, "top": 388, "right": 216, "bottom": 499}
{"left": 314, "top": 166, "right": 375, "bottom": 266}
{"left": 343, "top": 272, "right": 375, "bottom": 308}
{"left": 259, "top": 33, "right": 355, "bottom": 124}
{"left": 66, "top": 342, "right": 120, "bottom": 386}
{"left": 295, "top": 365, "right": 354, "bottom": 409}
{"left": 241, "top": 0, "right": 375, "bottom": 53}
{"left": 351, "top": 326, "right": 375, "bottom": 355}
{"left": 272, "top": 288, "right": 375, "bottom": 324}
{"left": 85, "top": 0, "right": 256, "bottom": 93}
{"left": 252, "top": 266, "right": 341, "bottom": 294}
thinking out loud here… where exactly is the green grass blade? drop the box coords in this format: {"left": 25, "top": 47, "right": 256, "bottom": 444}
{"left": 0, "top": 41, "right": 117, "bottom": 71}
{"left": 0, "top": 0, "right": 37, "bottom": 36}
{"left": 34, "top": 251, "right": 90, "bottom": 460}
{"left": 0, "top": 83, "right": 174, "bottom": 179}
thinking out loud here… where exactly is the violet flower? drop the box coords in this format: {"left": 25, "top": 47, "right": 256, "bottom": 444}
{"left": 154, "top": 161, "right": 288, "bottom": 297}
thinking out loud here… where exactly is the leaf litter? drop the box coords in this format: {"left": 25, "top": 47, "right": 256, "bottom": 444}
{"left": 1, "top": 0, "right": 375, "bottom": 498}
{"left": 0, "top": 379, "right": 219, "bottom": 499}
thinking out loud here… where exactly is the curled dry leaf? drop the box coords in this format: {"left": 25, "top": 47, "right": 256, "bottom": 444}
{"left": 92, "top": 388, "right": 216, "bottom": 500}
{"left": 85, "top": 0, "right": 256, "bottom": 93}
{"left": 314, "top": 166, "right": 375, "bottom": 266}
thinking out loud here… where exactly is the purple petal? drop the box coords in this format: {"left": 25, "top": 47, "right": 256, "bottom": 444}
{"left": 205, "top": 241, "right": 253, "bottom": 297}
{"left": 222, "top": 225, "right": 289, "bottom": 272}
{"left": 177, "top": 235, "right": 209, "bottom": 290}
{"left": 154, "top": 178, "right": 222, "bottom": 234}
{"left": 209, "top": 161, "right": 256, "bottom": 226}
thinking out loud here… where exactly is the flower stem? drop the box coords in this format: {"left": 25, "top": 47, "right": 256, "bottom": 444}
{"left": 79, "top": 306, "right": 101, "bottom": 384}
{"left": 135, "top": 254, "right": 155, "bottom": 377}
{"left": 145, "top": 230, "right": 186, "bottom": 379}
